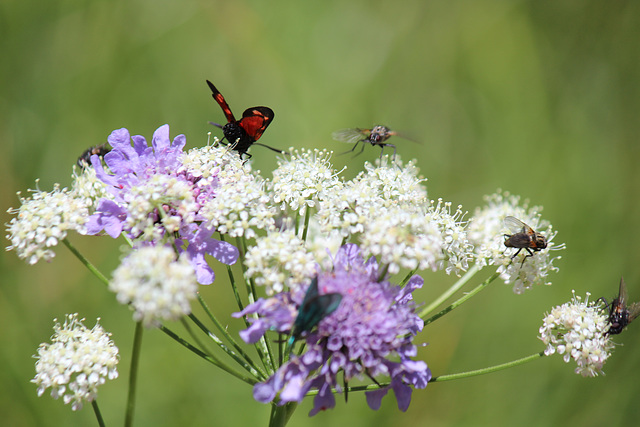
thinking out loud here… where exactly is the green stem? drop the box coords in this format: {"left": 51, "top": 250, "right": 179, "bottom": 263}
{"left": 237, "top": 237, "right": 259, "bottom": 302}
{"left": 196, "top": 294, "right": 260, "bottom": 370}
{"left": 399, "top": 268, "right": 418, "bottom": 287}
{"left": 91, "top": 400, "right": 105, "bottom": 427}
{"left": 269, "top": 402, "right": 298, "bottom": 427}
{"left": 305, "top": 351, "right": 546, "bottom": 396}
{"left": 294, "top": 210, "right": 301, "bottom": 236}
{"left": 235, "top": 237, "right": 256, "bottom": 302}
{"left": 235, "top": 236, "right": 276, "bottom": 373}
{"left": 226, "top": 263, "right": 247, "bottom": 314}
{"left": 430, "top": 351, "right": 546, "bottom": 382}
{"left": 377, "top": 263, "right": 390, "bottom": 283}
{"left": 187, "top": 313, "right": 265, "bottom": 380}
{"left": 419, "top": 264, "right": 481, "bottom": 318}
{"left": 301, "top": 206, "right": 311, "bottom": 242}
{"left": 179, "top": 317, "right": 219, "bottom": 361}
{"left": 124, "top": 322, "right": 143, "bottom": 427}
{"left": 159, "top": 325, "right": 256, "bottom": 384}
{"left": 62, "top": 238, "right": 109, "bottom": 286}
{"left": 305, "top": 382, "right": 389, "bottom": 396}
{"left": 421, "top": 269, "right": 501, "bottom": 324}
{"left": 122, "top": 234, "right": 134, "bottom": 248}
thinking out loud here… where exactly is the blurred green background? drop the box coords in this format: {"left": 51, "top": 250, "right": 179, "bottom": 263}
{"left": 2, "top": 0, "right": 640, "bottom": 426}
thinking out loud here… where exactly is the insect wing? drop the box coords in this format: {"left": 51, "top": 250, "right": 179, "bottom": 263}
{"left": 294, "top": 277, "right": 342, "bottom": 335}
{"left": 627, "top": 302, "right": 640, "bottom": 323}
{"left": 296, "top": 294, "right": 343, "bottom": 333}
{"left": 206, "top": 80, "right": 236, "bottom": 123}
{"left": 238, "top": 107, "right": 274, "bottom": 142}
{"left": 607, "top": 277, "right": 639, "bottom": 334}
{"left": 392, "top": 130, "right": 422, "bottom": 145}
{"left": 504, "top": 216, "right": 534, "bottom": 235}
{"left": 616, "top": 277, "right": 629, "bottom": 308}
{"left": 615, "top": 277, "right": 640, "bottom": 325}
{"left": 504, "top": 233, "right": 532, "bottom": 248}
{"left": 332, "top": 128, "right": 369, "bottom": 144}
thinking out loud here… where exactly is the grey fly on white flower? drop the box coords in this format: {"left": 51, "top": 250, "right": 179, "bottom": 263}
{"left": 468, "top": 190, "right": 564, "bottom": 293}
{"left": 503, "top": 216, "right": 548, "bottom": 265}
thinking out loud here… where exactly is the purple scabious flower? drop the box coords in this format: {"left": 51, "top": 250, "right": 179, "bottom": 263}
{"left": 85, "top": 125, "right": 238, "bottom": 284}
{"left": 235, "top": 244, "right": 430, "bottom": 415}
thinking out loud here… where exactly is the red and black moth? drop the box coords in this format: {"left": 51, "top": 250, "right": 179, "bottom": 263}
{"left": 206, "top": 80, "right": 283, "bottom": 159}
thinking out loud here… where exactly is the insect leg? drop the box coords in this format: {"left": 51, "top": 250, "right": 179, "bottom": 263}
{"left": 596, "top": 297, "right": 610, "bottom": 311}
{"left": 241, "top": 152, "right": 252, "bottom": 162}
{"left": 519, "top": 248, "right": 535, "bottom": 267}
{"left": 378, "top": 143, "right": 397, "bottom": 162}
{"left": 348, "top": 140, "right": 361, "bottom": 153}
{"left": 357, "top": 139, "right": 367, "bottom": 155}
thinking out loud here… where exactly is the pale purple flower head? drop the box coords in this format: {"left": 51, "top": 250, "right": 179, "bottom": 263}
{"left": 85, "top": 125, "right": 238, "bottom": 283}
{"left": 235, "top": 244, "right": 430, "bottom": 415}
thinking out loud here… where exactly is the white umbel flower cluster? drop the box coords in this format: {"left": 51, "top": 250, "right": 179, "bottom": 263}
{"left": 110, "top": 246, "right": 198, "bottom": 327}
{"left": 539, "top": 292, "right": 613, "bottom": 377}
{"left": 201, "top": 165, "right": 275, "bottom": 239}
{"left": 5, "top": 183, "right": 90, "bottom": 264}
{"left": 359, "top": 205, "right": 443, "bottom": 275}
{"left": 270, "top": 148, "right": 343, "bottom": 213}
{"left": 316, "top": 157, "right": 428, "bottom": 237}
{"left": 32, "top": 314, "right": 119, "bottom": 411}
{"left": 182, "top": 143, "right": 276, "bottom": 238}
{"left": 180, "top": 140, "right": 244, "bottom": 181}
{"left": 427, "top": 199, "right": 473, "bottom": 276}
{"left": 71, "top": 164, "right": 112, "bottom": 210}
{"left": 126, "top": 174, "right": 199, "bottom": 240}
{"left": 317, "top": 157, "right": 473, "bottom": 276}
{"left": 244, "top": 229, "right": 317, "bottom": 295}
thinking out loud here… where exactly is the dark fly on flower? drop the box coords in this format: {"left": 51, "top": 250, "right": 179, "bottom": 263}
{"left": 332, "top": 125, "right": 414, "bottom": 162}
{"left": 503, "top": 216, "right": 547, "bottom": 266}
{"left": 600, "top": 277, "right": 640, "bottom": 335}
{"left": 206, "top": 80, "right": 284, "bottom": 160}
{"left": 77, "top": 144, "right": 111, "bottom": 168}
{"left": 286, "top": 277, "right": 342, "bottom": 352}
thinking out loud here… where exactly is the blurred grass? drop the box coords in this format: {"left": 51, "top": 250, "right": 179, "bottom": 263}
{"left": 2, "top": 0, "right": 640, "bottom": 426}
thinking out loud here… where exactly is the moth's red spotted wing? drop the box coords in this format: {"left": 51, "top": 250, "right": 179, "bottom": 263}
{"left": 238, "top": 107, "right": 273, "bottom": 141}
